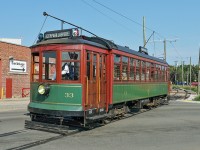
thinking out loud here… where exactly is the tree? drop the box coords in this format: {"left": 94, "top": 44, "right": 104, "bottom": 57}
{"left": 169, "top": 64, "right": 198, "bottom": 84}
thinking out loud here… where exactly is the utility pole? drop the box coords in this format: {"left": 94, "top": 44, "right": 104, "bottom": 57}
{"left": 182, "top": 61, "right": 184, "bottom": 87}
{"left": 164, "top": 39, "right": 166, "bottom": 61}
{"left": 61, "top": 21, "right": 64, "bottom": 30}
{"left": 198, "top": 49, "right": 200, "bottom": 95}
{"left": 186, "top": 69, "right": 189, "bottom": 86}
{"left": 143, "top": 16, "right": 146, "bottom": 47}
{"left": 174, "top": 61, "right": 178, "bottom": 85}
{"left": 149, "top": 38, "right": 178, "bottom": 61}
{"left": 190, "top": 57, "right": 192, "bottom": 89}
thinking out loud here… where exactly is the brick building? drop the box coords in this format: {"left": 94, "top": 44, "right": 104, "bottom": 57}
{"left": 0, "top": 41, "right": 31, "bottom": 99}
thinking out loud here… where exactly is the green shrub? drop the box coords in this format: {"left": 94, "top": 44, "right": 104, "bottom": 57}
{"left": 194, "top": 95, "right": 200, "bottom": 101}
{"left": 172, "top": 85, "right": 197, "bottom": 93}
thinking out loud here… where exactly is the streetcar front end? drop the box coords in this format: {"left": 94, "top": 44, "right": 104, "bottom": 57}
{"left": 28, "top": 30, "right": 85, "bottom": 125}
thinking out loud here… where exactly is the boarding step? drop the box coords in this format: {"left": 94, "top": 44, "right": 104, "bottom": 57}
{"left": 86, "top": 114, "right": 108, "bottom": 121}
{"left": 25, "top": 120, "right": 71, "bottom": 135}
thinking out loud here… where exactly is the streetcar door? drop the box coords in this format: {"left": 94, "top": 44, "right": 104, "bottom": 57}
{"left": 86, "top": 51, "right": 107, "bottom": 112}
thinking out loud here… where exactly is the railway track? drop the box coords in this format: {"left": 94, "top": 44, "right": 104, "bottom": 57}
{"left": 170, "top": 88, "right": 195, "bottom": 100}
{"left": 2, "top": 103, "right": 168, "bottom": 150}
{"left": 0, "top": 130, "right": 27, "bottom": 138}
{"left": 2, "top": 127, "right": 81, "bottom": 150}
{"left": 6, "top": 130, "right": 80, "bottom": 150}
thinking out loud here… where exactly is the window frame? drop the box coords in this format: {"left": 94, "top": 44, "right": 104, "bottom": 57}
{"left": 61, "top": 50, "right": 81, "bottom": 82}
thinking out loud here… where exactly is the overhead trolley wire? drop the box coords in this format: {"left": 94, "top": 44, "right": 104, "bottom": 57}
{"left": 92, "top": 0, "right": 166, "bottom": 39}
{"left": 91, "top": 0, "right": 183, "bottom": 60}
{"left": 170, "top": 42, "right": 182, "bottom": 59}
{"left": 82, "top": 0, "right": 140, "bottom": 36}
{"left": 33, "top": 15, "right": 48, "bottom": 45}
{"left": 93, "top": 0, "right": 152, "bottom": 31}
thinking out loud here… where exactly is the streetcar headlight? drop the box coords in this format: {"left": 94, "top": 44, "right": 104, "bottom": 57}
{"left": 38, "top": 84, "right": 50, "bottom": 95}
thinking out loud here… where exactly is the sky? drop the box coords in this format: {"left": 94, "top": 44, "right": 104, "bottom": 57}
{"left": 0, "top": 0, "right": 200, "bottom": 65}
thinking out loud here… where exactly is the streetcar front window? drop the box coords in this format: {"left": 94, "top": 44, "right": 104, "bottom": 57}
{"left": 42, "top": 51, "right": 56, "bottom": 80}
{"left": 61, "top": 51, "right": 80, "bottom": 80}
{"left": 32, "top": 53, "right": 39, "bottom": 82}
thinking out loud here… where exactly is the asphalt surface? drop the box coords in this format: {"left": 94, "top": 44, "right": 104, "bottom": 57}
{"left": 29, "top": 101, "right": 200, "bottom": 150}
{"left": 0, "top": 97, "right": 29, "bottom": 112}
{"left": 0, "top": 98, "right": 200, "bottom": 150}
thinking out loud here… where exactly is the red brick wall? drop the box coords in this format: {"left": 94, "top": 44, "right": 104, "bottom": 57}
{"left": 0, "top": 42, "right": 31, "bottom": 98}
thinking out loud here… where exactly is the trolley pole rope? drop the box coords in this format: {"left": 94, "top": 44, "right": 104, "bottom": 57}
{"left": 43, "top": 12, "right": 98, "bottom": 37}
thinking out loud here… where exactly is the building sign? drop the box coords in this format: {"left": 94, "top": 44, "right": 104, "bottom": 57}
{"left": 44, "top": 28, "right": 79, "bottom": 40}
{"left": 10, "top": 60, "right": 27, "bottom": 73}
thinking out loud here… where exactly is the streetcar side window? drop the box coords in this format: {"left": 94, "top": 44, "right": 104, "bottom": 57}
{"left": 141, "top": 61, "right": 146, "bottom": 81}
{"left": 151, "top": 63, "right": 155, "bottom": 81}
{"left": 129, "top": 58, "right": 135, "bottom": 81}
{"left": 136, "top": 60, "right": 140, "bottom": 81}
{"left": 61, "top": 51, "right": 80, "bottom": 81}
{"left": 42, "top": 51, "right": 56, "bottom": 80}
{"left": 146, "top": 62, "right": 150, "bottom": 81}
{"left": 114, "top": 54, "right": 121, "bottom": 80}
{"left": 32, "top": 53, "right": 39, "bottom": 82}
{"left": 122, "top": 56, "right": 128, "bottom": 80}
{"left": 162, "top": 66, "right": 165, "bottom": 81}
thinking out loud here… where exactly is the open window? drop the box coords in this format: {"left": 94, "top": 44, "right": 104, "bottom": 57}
{"left": 114, "top": 54, "right": 121, "bottom": 80}
{"left": 61, "top": 51, "right": 80, "bottom": 81}
{"left": 42, "top": 51, "right": 56, "bottom": 80}
{"left": 32, "top": 53, "right": 39, "bottom": 82}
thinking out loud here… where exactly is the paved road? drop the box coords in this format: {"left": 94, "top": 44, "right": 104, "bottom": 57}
{"left": 0, "top": 110, "right": 28, "bottom": 133}
{"left": 0, "top": 101, "right": 200, "bottom": 150}
{"left": 32, "top": 101, "right": 200, "bottom": 150}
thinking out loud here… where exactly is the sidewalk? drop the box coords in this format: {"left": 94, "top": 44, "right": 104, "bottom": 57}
{"left": 0, "top": 97, "right": 30, "bottom": 112}
{"left": 176, "top": 94, "right": 200, "bottom": 104}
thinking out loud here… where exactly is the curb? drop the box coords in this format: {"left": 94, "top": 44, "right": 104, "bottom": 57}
{"left": 0, "top": 97, "right": 30, "bottom": 102}
{"left": 176, "top": 100, "right": 200, "bottom": 104}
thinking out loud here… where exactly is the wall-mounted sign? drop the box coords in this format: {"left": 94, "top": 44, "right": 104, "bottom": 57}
{"left": 10, "top": 60, "right": 27, "bottom": 73}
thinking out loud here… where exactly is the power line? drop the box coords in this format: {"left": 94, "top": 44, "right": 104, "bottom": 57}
{"left": 170, "top": 42, "right": 182, "bottom": 59}
{"left": 82, "top": 0, "right": 140, "bottom": 36}
{"left": 88, "top": 0, "right": 182, "bottom": 60}
{"left": 93, "top": 0, "right": 144, "bottom": 28}
{"left": 92, "top": 0, "right": 164, "bottom": 38}
{"left": 92, "top": 0, "right": 171, "bottom": 48}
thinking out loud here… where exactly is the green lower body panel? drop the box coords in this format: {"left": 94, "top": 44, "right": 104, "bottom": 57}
{"left": 113, "top": 83, "right": 168, "bottom": 104}
{"left": 28, "top": 102, "right": 82, "bottom": 111}
{"left": 29, "top": 83, "right": 83, "bottom": 112}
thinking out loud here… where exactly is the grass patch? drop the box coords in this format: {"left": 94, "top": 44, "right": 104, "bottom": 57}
{"left": 172, "top": 85, "right": 197, "bottom": 93}
{"left": 194, "top": 95, "right": 200, "bottom": 101}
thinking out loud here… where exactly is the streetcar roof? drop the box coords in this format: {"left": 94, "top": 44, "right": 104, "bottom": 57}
{"left": 31, "top": 36, "right": 168, "bottom": 65}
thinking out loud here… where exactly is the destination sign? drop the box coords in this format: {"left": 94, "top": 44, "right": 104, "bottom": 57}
{"left": 139, "top": 46, "right": 148, "bottom": 55}
{"left": 44, "top": 29, "right": 79, "bottom": 40}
